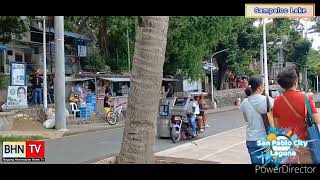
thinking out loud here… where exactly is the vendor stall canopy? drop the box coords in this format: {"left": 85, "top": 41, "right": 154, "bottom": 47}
{"left": 99, "top": 77, "right": 130, "bottom": 82}
{"left": 65, "top": 77, "right": 94, "bottom": 82}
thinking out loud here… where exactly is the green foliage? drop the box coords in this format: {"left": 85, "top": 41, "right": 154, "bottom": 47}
{"left": 0, "top": 74, "right": 8, "bottom": 90}
{"left": 0, "top": 135, "right": 44, "bottom": 144}
{"left": 286, "top": 38, "right": 312, "bottom": 70}
{"left": 165, "top": 16, "right": 262, "bottom": 81}
{"left": 64, "top": 16, "right": 136, "bottom": 73}
{"left": 307, "top": 49, "right": 320, "bottom": 76}
{"left": 83, "top": 49, "right": 110, "bottom": 72}
{"left": 0, "top": 16, "right": 30, "bottom": 44}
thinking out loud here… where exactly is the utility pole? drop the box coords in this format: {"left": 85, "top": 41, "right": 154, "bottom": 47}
{"left": 263, "top": 18, "right": 269, "bottom": 96}
{"left": 127, "top": 29, "right": 130, "bottom": 72}
{"left": 259, "top": 19, "right": 264, "bottom": 77}
{"left": 260, "top": 45, "right": 263, "bottom": 76}
{"left": 54, "top": 16, "right": 67, "bottom": 130}
{"left": 317, "top": 75, "right": 319, "bottom": 93}
{"left": 42, "top": 16, "right": 48, "bottom": 111}
{"left": 303, "top": 19, "right": 308, "bottom": 91}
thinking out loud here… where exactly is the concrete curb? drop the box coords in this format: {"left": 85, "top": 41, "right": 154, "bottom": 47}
{"left": 206, "top": 106, "right": 239, "bottom": 115}
{"left": 62, "top": 123, "right": 125, "bottom": 137}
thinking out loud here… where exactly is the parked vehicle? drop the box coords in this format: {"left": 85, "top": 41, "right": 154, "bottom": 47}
{"left": 157, "top": 92, "right": 207, "bottom": 143}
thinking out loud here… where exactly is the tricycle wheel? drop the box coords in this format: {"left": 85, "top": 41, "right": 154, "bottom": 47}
{"left": 171, "top": 127, "right": 181, "bottom": 143}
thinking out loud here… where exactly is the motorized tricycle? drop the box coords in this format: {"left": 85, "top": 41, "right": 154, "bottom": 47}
{"left": 157, "top": 93, "right": 206, "bottom": 143}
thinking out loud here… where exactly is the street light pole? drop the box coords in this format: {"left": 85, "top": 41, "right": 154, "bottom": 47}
{"left": 260, "top": 45, "right": 263, "bottom": 76}
{"left": 42, "top": 16, "right": 48, "bottom": 112}
{"left": 317, "top": 75, "right": 319, "bottom": 93}
{"left": 304, "top": 19, "right": 308, "bottom": 91}
{"left": 263, "top": 18, "right": 269, "bottom": 96}
{"left": 210, "top": 49, "right": 228, "bottom": 102}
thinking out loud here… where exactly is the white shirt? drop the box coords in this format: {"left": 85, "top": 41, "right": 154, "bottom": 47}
{"left": 240, "top": 94, "right": 274, "bottom": 141}
{"left": 192, "top": 101, "right": 200, "bottom": 115}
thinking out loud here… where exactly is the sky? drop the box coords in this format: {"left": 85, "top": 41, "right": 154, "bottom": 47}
{"left": 254, "top": 19, "right": 319, "bottom": 51}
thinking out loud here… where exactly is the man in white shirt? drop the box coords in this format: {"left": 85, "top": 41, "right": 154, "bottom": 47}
{"left": 189, "top": 99, "right": 200, "bottom": 136}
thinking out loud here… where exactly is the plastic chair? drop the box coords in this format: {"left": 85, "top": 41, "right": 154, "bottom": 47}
{"left": 70, "top": 102, "right": 81, "bottom": 119}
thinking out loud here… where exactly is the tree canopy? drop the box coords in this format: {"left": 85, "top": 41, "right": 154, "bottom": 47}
{"left": 0, "top": 16, "right": 30, "bottom": 44}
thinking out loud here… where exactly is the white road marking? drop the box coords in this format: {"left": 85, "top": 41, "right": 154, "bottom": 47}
{"left": 156, "top": 125, "right": 247, "bottom": 155}
{"left": 199, "top": 140, "right": 246, "bottom": 160}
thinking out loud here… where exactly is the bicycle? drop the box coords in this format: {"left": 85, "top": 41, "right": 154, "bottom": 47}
{"left": 106, "top": 103, "right": 127, "bottom": 125}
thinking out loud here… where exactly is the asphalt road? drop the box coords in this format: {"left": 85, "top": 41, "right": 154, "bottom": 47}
{"left": 2, "top": 110, "right": 246, "bottom": 164}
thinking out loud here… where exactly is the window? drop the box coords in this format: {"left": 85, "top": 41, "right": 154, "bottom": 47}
{"left": 7, "top": 50, "right": 13, "bottom": 56}
{"left": 0, "top": 51, "right": 4, "bottom": 73}
{"left": 15, "top": 53, "right": 22, "bottom": 62}
{"left": 159, "top": 105, "right": 169, "bottom": 116}
{"left": 34, "top": 47, "right": 39, "bottom": 54}
{"left": 174, "top": 98, "right": 188, "bottom": 106}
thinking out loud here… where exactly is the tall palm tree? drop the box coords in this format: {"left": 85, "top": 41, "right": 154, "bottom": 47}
{"left": 117, "top": 16, "right": 169, "bottom": 164}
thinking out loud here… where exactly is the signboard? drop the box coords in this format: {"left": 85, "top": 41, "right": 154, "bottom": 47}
{"left": 10, "top": 62, "right": 26, "bottom": 86}
{"left": 183, "top": 79, "right": 202, "bottom": 92}
{"left": 6, "top": 86, "right": 28, "bottom": 109}
{"left": 245, "top": 4, "right": 315, "bottom": 18}
{"left": 77, "top": 45, "right": 87, "bottom": 57}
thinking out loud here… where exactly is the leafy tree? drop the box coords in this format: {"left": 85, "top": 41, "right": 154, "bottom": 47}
{"left": 165, "top": 16, "right": 261, "bottom": 89}
{"left": 307, "top": 49, "right": 320, "bottom": 76}
{"left": 0, "top": 16, "right": 30, "bottom": 44}
{"left": 64, "top": 16, "right": 136, "bottom": 73}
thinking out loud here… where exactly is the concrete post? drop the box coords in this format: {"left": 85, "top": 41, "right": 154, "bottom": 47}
{"left": 54, "top": 16, "right": 67, "bottom": 130}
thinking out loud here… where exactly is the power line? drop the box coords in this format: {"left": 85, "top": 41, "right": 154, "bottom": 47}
{"left": 282, "top": 51, "right": 310, "bottom": 68}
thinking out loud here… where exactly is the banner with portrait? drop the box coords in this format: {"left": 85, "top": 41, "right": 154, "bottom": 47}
{"left": 10, "top": 62, "right": 26, "bottom": 86}
{"left": 6, "top": 86, "right": 28, "bottom": 109}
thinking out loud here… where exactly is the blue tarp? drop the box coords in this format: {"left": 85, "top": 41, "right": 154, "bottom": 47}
{"left": 46, "top": 28, "right": 92, "bottom": 41}
{"left": 0, "top": 45, "right": 7, "bottom": 51}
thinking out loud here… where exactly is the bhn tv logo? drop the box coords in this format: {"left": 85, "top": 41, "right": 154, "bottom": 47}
{"left": 2, "top": 141, "right": 45, "bottom": 162}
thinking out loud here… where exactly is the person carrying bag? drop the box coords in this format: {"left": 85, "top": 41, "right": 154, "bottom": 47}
{"left": 240, "top": 76, "right": 274, "bottom": 164}
{"left": 273, "top": 67, "right": 320, "bottom": 164}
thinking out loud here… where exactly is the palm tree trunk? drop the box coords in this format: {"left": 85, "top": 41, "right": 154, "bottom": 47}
{"left": 117, "top": 16, "right": 169, "bottom": 164}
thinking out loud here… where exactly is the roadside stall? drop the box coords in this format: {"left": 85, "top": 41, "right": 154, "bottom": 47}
{"left": 96, "top": 77, "right": 130, "bottom": 115}
{"left": 65, "top": 76, "right": 96, "bottom": 120}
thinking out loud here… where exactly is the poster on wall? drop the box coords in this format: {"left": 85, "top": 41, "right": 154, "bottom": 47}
{"left": 77, "top": 45, "right": 87, "bottom": 57}
{"left": 10, "top": 62, "right": 26, "bottom": 86}
{"left": 6, "top": 86, "right": 28, "bottom": 109}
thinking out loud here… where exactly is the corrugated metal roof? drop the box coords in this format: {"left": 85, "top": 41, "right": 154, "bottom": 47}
{"left": 65, "top": 77, "right": 94, "bottom": 82}
{"left": 100, "top": 77, "right": 130, "bottom": 82}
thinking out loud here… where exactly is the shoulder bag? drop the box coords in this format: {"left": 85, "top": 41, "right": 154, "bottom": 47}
{"left": 248, "top": 96, "right": 272, "bottom": 133}
{"left": 282, "top": 94, "right": 320, "bottom": 164}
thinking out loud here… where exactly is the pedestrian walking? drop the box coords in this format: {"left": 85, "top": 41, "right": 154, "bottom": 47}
{"left": 307, "top": 89, "right": 315, "bottom": 107}
{"left": 32, "top": 69, "right": 43, "bottom": 105}
{"left": 273, "top": 68, "right": 320, "bottom": 164}
{"left": 240, "top": 76, "right": 274, "bottom": 164}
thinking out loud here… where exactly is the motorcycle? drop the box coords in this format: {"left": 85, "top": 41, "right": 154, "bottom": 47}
{"left": 170, "top": 113, "right": 202, "bottom": 143}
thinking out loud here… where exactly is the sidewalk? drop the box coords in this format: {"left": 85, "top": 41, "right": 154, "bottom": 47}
{"left": 155, "top": 126, "right": 250, "bottom": 164}
{"left": 0, "top": 122, "right": 125, "bottom": 139}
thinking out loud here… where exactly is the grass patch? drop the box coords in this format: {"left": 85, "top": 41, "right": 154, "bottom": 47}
{"left": 0, "top": 135, "right": 44, "bottom": 144}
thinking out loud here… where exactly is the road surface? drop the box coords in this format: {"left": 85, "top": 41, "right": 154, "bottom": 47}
{"left": 2, "top": 110, "right": 246, "bottom": 164}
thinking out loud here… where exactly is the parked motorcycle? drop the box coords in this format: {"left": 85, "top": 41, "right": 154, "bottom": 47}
{"left": 170, "top": 113, "right": 204, "bottom": 143}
